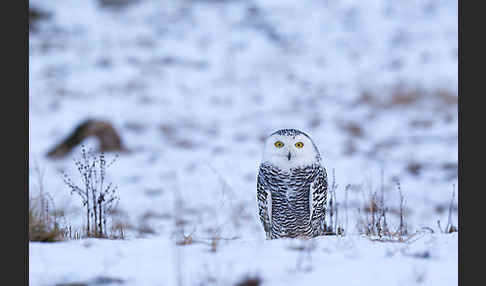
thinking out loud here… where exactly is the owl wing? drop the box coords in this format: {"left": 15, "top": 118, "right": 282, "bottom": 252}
{"left": 257, "top": 166, "right": 272, "bottom": 239}
{"left": 309, "top": 165, "right": 328, "bottom": 234}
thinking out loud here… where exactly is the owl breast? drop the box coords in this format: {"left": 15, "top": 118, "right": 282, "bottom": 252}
{"left": 261, "top": 163, "right": 320, "bottom": 238}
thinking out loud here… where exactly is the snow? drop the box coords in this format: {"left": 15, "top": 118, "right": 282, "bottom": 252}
{"left": 30, "top": 233, "right": 458, "bottom": 286}
{"left": 29, "top": 0, "right": 457, "bottom": 285}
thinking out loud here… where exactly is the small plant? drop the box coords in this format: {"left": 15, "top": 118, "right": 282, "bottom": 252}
{"left": 322, "top": 169, "right": 345, "bottom": 236}
{"left": 357, "top": 176, "right": 411, "bottom": 242}
{"left": 62, "top": 146, "right": 120, "bottom": 238}
{"left": 395, "top": 179, "right": 408, "bottom": 238}
{"left": 438, "top": 184, "right": 458, "bottom": 233}
{"left": 29, "top": 162, "right": 71, "bottom": 242}
{"left": 29, "top": 196, "right": 69, "bottom": 242}
{"left": 357, "top": 172, "right": 387, "bottom": 238}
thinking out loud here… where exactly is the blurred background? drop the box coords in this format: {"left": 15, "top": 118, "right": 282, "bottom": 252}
{"left": 29, "top": 0, "right": 457, "bottom": 240}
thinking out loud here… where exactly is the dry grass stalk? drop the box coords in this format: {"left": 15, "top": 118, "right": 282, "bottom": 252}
{"left": 176, "top": 234, "right": 194, "bottom": 246}
{"left": 357, "top": 175, "right": 411, "bottom": 242}
{"left": 395, "top": 179, "right": 408, "bottom": 238}
{"left": 29, "top": 197, "right": 68, "bottom": 242}
{"left": 445, "top": 184, "right": 458, "bottom": 233}
{"left": 322, "top": 169, "right": 345, "bottom": 236}
{"left": 343, "top": 184, "right": 350, "bottom": 235}
{"left": 209, "top": 229, "right": 221, "bottom": 253}
{"left": 30, "top": 163, "right": 72, "bottom": 242}
{"left": 438, "top": 185, "right": 458, "bottom": 234}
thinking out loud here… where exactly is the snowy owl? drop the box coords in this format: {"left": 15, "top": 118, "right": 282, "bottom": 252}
{"left": 257, "top": 129, "right": 328, "bottom": 239}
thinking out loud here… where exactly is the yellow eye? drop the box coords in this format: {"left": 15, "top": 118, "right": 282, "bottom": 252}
{"left": 274, "top": 141, "right": 284, "bottom": 148}
{"left": 295, "top": 142, "right": 304, "bottom": 148}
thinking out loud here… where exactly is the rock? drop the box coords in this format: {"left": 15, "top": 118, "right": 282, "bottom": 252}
{"left": 29, "top": 5, "right": 50, "bottom": 32}
{"left": 47, "top": 119, "right": 128, "bottom": 158}
{"left": 98, "top": 0, "right": 139, "bottom": 8}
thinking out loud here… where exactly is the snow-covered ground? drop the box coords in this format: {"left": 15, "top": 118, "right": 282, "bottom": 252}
{"left": 30, "top": 233, "right": 457, "bottom": 286}
{"left": 29, "top": 0, "right": 458, "bottom": 285}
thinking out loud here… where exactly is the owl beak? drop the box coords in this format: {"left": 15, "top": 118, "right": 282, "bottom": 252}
{"left": 287, "top": 152, "right": 291, "bottom": 160}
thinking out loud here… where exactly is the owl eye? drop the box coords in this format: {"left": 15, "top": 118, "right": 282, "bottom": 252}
{"left": 295, "top": 142, "right": 304, "bottom": 148}
{"left": 274, "top": 141, "right": 284, "bottom": 148}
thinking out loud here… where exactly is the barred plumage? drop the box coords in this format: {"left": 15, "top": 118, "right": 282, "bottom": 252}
{"left": 257, "top": 129, "right": 328, "bottom": 239}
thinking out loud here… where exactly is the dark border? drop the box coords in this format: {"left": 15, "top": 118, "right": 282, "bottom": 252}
{"left": 457, "top": 0, "right": 461, "bottom": 282}
{"left": 6, "top": 0, "right": 28, "bottom": 285}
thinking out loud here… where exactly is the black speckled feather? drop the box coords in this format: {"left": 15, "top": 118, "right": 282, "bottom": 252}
{"left": 257, "top": 162, "right": 328, "bottom": 239}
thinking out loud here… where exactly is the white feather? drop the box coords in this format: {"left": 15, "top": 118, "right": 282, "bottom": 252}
{"left": 262, "top": 133, "right": 319, "bottom": 170}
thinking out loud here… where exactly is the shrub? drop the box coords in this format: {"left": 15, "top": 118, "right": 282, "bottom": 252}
{"left": 62, "top": 146, "right": 120, "bottom": 238}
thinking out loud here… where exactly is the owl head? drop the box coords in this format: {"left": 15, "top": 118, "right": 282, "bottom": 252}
{"left": 261, "top": 129, "right": 321, "bottom": 170}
